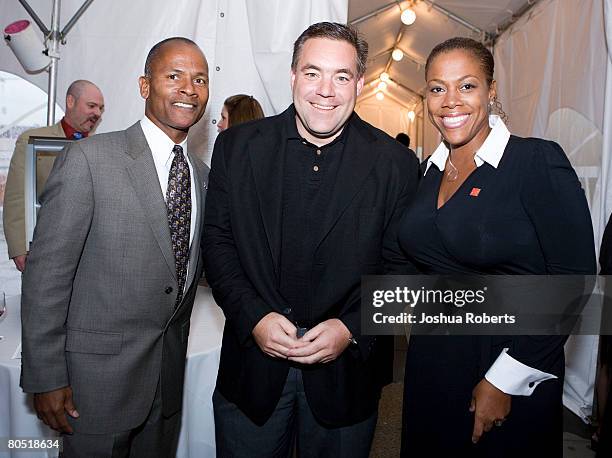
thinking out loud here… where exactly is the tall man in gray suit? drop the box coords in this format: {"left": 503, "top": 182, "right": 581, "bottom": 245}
{"left": 20, "top": 37, "right": 210, "bottom": 457}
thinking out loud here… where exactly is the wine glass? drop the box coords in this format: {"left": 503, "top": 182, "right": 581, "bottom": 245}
{"left": 0, "top": 292, "right": 5, "bottom": 341}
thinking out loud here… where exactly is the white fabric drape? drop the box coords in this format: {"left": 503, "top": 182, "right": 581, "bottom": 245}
{"left": 203, "top": 0, "right": 347, "bottom": 163}
{"left": 494, "top": 0, "right": 607, "bottom": 421}
{"left": 246, "top": 0, "right": 348, "bottom": 114}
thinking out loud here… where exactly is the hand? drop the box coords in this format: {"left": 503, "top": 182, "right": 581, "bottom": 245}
{"left": 287, "top": 319, "right": 351, "bottom": 364}
{"left": 252, "top": 312, "right": 304, "bottom": 358}
{"left": 12, "top": 254, "right": 27, "bottom": 272}
{"left": 470, "top": 378, "right": 511, "bottom": 444}
{"left": 34, "top": 386, "right": 79, "bottom": 433}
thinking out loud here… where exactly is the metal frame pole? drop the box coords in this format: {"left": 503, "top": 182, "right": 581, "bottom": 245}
{"left": 61, "top": 0, "right": 95, "bottom": 37}
{"left": 17, "top": 0, "right": 49, "bottom": 36}
{"left": 46, "top": 0, "right": 61, "bottom": 126}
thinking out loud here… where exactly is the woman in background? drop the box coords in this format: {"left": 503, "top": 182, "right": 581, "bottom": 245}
{"left": 398, "top": 37, "right": 595, "bottom": 456}
{"left": 217, "top": 94, "right": 264, "bottom": 132}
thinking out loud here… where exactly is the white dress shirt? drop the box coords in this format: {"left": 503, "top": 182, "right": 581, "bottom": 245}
{"left": 425, "top": 115, "right": 557, "bottom": 396}
{"left": 425, "top": 114, "right": 510, "bottom": 176}
{"left": 140, "top": 116, "right": 197, "bottom": 291}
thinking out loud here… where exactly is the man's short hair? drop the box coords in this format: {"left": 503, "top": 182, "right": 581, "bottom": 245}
{"left": 291, "top": 22, "right": 368, "bottom": 78}
{"left": 144, "top": 37, "right": 199, "bottom": 77}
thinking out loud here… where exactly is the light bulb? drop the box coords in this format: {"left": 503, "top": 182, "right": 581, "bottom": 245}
{"left": 379, "top": 72, "right": 390, "bottom": 83}
{"left": 377, "top": 81, "right": 387, "bottom": 91}
{"left": 376, "top": 91, "right": 385, "bottom": 101}
{"left": 392, "top": 48, "right": 404, "bottom": 61}
{"left": 401, "top": 8, "right": 417, "bottom": 26}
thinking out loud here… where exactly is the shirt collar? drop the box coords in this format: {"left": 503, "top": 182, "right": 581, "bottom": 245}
{"left": 140, "top": 116, "right": 188, "bottom": 167}
{"left": 424, "top": 115, "right": 511, "bottom": 175}
{"left": 61, "top": 117, "right": 88, "bottom": 139}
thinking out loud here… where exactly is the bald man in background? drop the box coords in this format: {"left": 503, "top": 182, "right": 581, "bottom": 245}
{"left": 3, "top": 79, "right": 104, "bottom": 271}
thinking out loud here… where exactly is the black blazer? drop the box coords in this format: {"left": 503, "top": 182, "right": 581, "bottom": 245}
{"left": 203, "top": 107, "right": 419, "bottom": 426}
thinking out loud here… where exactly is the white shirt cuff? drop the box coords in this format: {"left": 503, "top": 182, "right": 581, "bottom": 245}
{"left": 484, "top": 348, "right": 557, "bottom": 396}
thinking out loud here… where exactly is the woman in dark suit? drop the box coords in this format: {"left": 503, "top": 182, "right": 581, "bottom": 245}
{"left": 398, "top": 37, "right": 596, "bottom": 456}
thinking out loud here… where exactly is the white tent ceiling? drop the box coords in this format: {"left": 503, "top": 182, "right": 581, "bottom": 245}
{"left": 0, "top": 0, "right": 539, "bottom": 138}
{"left": 350, "top": 0, "right": 535, "bottom": 106}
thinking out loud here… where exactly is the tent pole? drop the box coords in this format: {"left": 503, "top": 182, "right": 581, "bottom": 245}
{"left": 421, "top": 1, "right": 490, "bottom": 39}
{"left": 490, "top": 0, "right": 543, "bottom": 46}
{"left": 350, "top": 1, "right": 398, "bottom": 26}
{"left": 46, "top": 0, "right": 61, "bottom": 126}
{"left": 61, "top": 0, "right": 95, "bottom": 37}
{"left": 351, "top": 0, "right": 490, "bottom": 39}
{"left": 16, "top": 0, "right": 49, "bottom": 36}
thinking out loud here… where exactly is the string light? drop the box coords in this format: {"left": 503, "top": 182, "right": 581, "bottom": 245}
{"left": 401, "top": 8, "right": 417, "bottom": 25}
{"left": 377, "top": 81, "right": 387, "bottom": 91}
{"left": 376, "top": 91, "right": 385, "bottom": 101}
{"left": 392, "top": 48, "right": 404, "bottom": 61}
{"left": 379, "top": 72, "right": 390, "bottom": 82}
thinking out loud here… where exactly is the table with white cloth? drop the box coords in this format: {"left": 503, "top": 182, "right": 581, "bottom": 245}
{"left": 176, "top": 287, "right": 225, "bottom": 458}
{"left": 0, "top": 286, "right": 225, "bottom": 458}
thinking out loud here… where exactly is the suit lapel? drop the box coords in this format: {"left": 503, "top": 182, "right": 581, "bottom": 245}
{"left": 184, "top": 153, "right": 207, "bottom": 291}
{"left": 315, "top": 115, "right": 380, "bottom": 250}
{"left": 248, "top": 112, "right": 288, "bottom": 274}
{"left": 124, "top": 123, "right": 177, "bottom": 280}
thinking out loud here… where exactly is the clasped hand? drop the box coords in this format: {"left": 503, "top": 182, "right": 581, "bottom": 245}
{"left": 252, "top": 312, "right": 351, "bottom": 364}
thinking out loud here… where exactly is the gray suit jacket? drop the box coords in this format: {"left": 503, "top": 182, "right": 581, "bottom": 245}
{"left": 20, "top": 122, "right": 209, "bottom": 434}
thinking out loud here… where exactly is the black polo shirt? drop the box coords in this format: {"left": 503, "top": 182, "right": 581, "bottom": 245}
{"left": 279, "top": 108, "right": 351, "bottom": 327}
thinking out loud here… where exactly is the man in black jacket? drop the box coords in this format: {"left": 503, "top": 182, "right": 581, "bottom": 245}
{"left": 203, "top": 22, "right": 419, "bottom": 457}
